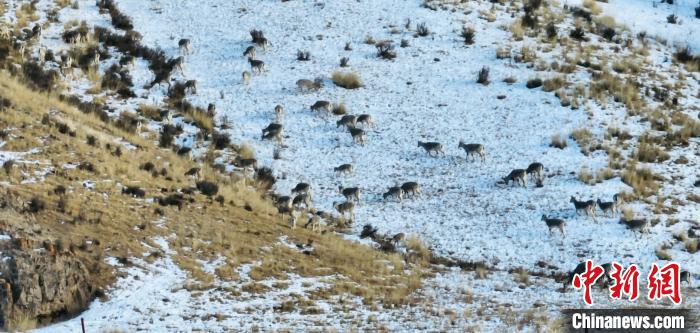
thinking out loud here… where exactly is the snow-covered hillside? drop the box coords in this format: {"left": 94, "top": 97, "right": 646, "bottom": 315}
{"left": 4, "top": 0, "right": 696, "bottom": 331}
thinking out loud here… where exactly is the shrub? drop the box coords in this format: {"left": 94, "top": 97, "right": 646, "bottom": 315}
{"left": 86, "top": 135, "right": 98, "bottom": 146}
{"left": 550, "top": 134, "right": 567, "bottom": 149}
{"left": 26, "top": 197, "right": 45, "bottom": 213}
{"left": 332, "top": 103, "right": 347, "bottom": 115}
{"left": 400, "top": 39, "right": 410, "bottom": 48}
{"left": 543, "top": 76, "right": 566, "bottom": 92}
{"left": 635, "top": 141, "right": 670, "bottom": 163}
{"left": 22, "top": 62, "right": 59, "bottom": 91}
{"left": 340, "top": 57, "right": 349, "bottom": 67}
{"left": 578, "top": 167, "right": 594, "bottom": 184}
{"left": 621, "top": 163, "right": 659, "bottom": 197}
{"left": 159, "top": 124, "right": 180, "bottom": 148}
{"left": 196, "top": 181, "right": 219, "bottom": 197}
{"left": 546, "top": 23, "right": 558, "bottom": 39}
{"left": 461, "top": 26, "right": 475, "bottom": 45}
{"left": 569, "top": 27, "right": 586, "bottom": 41}
{"left": 416, "top": 22, "right": 430, "bottom": 37}
{"left": 212, "top": 131, "right": 230, "bottom": 150}
{"left": 115, "top": 112, "right": 140, "bottom": 133}
{"left": 376, "top": 41, "right": 396, "bottom": 60}
{"left": 331, "top": 71, "right": 363, "bottom": 89}
{"left": 526, "top": 78, "right": 543, "bottom": 89}
{"left": 696, "top": 6, "right": 700, "bottom": 19}
{"left": 476, "top": 66, "right": 490, "bottom": 85}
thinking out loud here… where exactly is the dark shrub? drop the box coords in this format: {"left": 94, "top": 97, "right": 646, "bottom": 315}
{"left": 296, "top": 50, "right": 310, "bottom": 61}
{"left": 53, "top": 185, "right": 66, "bottom": 195}
{"left": 78, "top": 162, "right": 96, "bottom": 173}
{"left": 86, "top": 135, "right": 98, "bottom": 146}
{"left": 22, "top": 61, "right": 59, "bottom": 91}
{"left": 601, "top": 26, "right": 616, "bottom": 41}
{"left": 122, "top": 186, "right": 145, "bottom": 198}
{"left": 569, "top": 27, "right": 586, "bottom": 41}
{"left": 212, "top": 132, "right": 230, "bottom": 150}
{"left": 461, "top": 27, "right": 475, "bottom": 45}
{"left": 26, "top": 197, "right": 45, "bottom": 213}
{"left": 476, "top": 66, "right": 490, "bottom": 85}
{"left": 376, "top": 41, "right": 396, "bottom": 60}
{"left": 340, "top": 57, "right": 349, "bottom": 67}
{"left": 416, "top": 22, "right": 430, "bottom": 37}
{"left": 196, "top": 181, "right": 219, "bottom": 197}
{"left": 140, "top": 162, "right": 155, "bottom": 172}
{"left": 666, "top": 14, "right": 677, "bottom": 24}
{"left": 255, "top": 167, "right": 276, "bottom": 191}
{"left": 546, "top": 23, "right": 558, "bottom": 39}
{"left": 526, "top": 78, "right": 543, "bottom": 89}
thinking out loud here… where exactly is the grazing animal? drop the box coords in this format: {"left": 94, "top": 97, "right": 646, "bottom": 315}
{"left": 255, "top": 37, "right": 269, "bottom": 51}
{"left": 564, "top": 262, "right": 587, "bottom": 289}
{"left": 334, "top": 164, "right": 353, "bottom": 176}
{"left": 184, "top": 167, "right": 201, "bottom": 179}
{"left": 391, "top": 233, "right": 405, "bottom": 246}
{"left": 305, "top": 214, "right": 322, "bottom": 231}
{"left": 401, "top": 182, "right": 421, "bottom": 198}
{"left": 276, "top": 196, "right": 293, "bottom": 214}
{"left": 417, "top": 141, "right": 444, "bottom": 157}
{"left": 357, "top": 114, "right": 374, "bottom": 128}
{"left": 597, "top": 198, "right": 616, "bottom": 217}
{"left": 541, "top": 215, "right": 566, "bottom": 237}
{"left": 570, "top": 196, "right": 596, "bottom": 217}
{"left": 334, "top": 201, "right": 355, "bottom": 219}
{"left": 503, "top": 169, "right": 527, "bottom": 187}
{"left": 310, "top": 100, "right": 332, "bottom": 113}
{"left": 292, "top": 182, "right": 311, "bottom": 197}
{"left": 296, "top": 78, "right": 323, "bottom": 92}
{"left": 261, "top": 123, "right": 283, "bottom": 141}
{"left": 293, "top": 194, "right": 311, "bottom": 210}
{"left": 234, "top": 157, "right": 258, "bottom": 171}
{"left": 680, "top": 271, "right": 692, "bottom": 286}
{"left": 348, "top": 128, "right": 366, "bottom": 145}
{"left": 289, "top": 212, "right": 297, "bottom": 229}
{"left": 122, "top": 186, "right": 145, "bottom": 198}
{"left": 458, "top": 141, "right": 485, "bottom": 162}
{"left": 336, "top": 115, "right": 357, "bottom": 129}
{"left": 274, "top": 104, "right": 284, "bottom": 121}
{"left": 242, "top": 71, "right": 251, "bottom": 85}
{"left": 31, "top": 24, "right": 41, "bottom": 39}
{"left": 243, "top": 45, "right": 256, "bottom": 59}
{"left": 338, "top": 186, "right": 361, "bottom": 203}
{"left": 526, "top": 162, "right": 544, "bottom": 181}
{"left": 178, "top": 38, "right": 191, "bottom": 54}
{"left": 383, "top": 186, "right": 404, "bottom": 202}
{"left": 184, "top": 80, "right": 197, "bottom": 94}
{"left": 600, "top": 263, "right": 614, "bottom": 286}
{"left": 171, "top": 56, "right": 185, "bottom": 74}
{"left": 248, "top": 58, "right": 266, "bottom": 74}
{"left": 619, "top": 217, "right": 648, "bottom": 238}
{"left": 207, "top": 103, "right": 216, "bottom": 118}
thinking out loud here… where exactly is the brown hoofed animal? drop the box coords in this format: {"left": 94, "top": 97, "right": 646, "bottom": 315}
{"left": 184, "top": 167, "right": 201, "bottom": 179}
{"left": 184, "top": 80, "right": 197, "bottom": 94}
{"left": 349, "top": 128, "right": 366, "bottom": 145}
{"left": 243, "top": 45, "right": 256, "bottom": 59}
{"left": 249, "top": 58, "right": 266, "bottom": 74}
{"left": 334, "top": 201, "right": 355, "bottom": 219}
{"left": 357, "top": 114, "right": 374, "bottom": 128}
{"left": 503, "top": 169, "right": 527, "bottom": 187}
{"left": 401, "top": 182, "right": 421, "bottom": 198}
{"left": 619, "top": 217, "right": 648, "bottom": 238}
{"left": 310, "top": 100, "right": 332, "bottom": 113}
{"left": 293, "top": 194, "right": 311, "bottom": 210}
{"left": 383, "top": 186, "right": 404, "bottom": 202}
{"left": 418, "top": 141, "right": 444, "bottom": 157}
{"left": 526, "top": 162, "right": 544, "bottom": 181}
{"left": 178, "top": 38, "right": 191, "bottom": 54}
{"left": 242, "top": 71, "right": 251, "bottom": 85}
{"left": 458, "top": 141, "right": 485, "bottom": 162}
{"left": 391, "top": 233, "right": 405, "bottom": 246}
{"left": 570, "top": 196, "right": 596, "bottom": 217}
{"left": 261, "top": 123, "right": 283, "bottom": 141}
{"left": 541, "top": 215, "right": 566, "bottom": 237}
{"left": 336, "top": 115, "right": 357, "bottom": 129}
{"left": 274, "top": 104, "right": 284, "bottom": 121}
{"left": 296, "top": 78, "right": 323, "bottom": 92}
{"left": 338, "top": 186, "right": 361, "bottom": 203}
{"left": 292, "top": 182, "right": 311, "bottom": 197}
{"left": 334, "top": 164, "right": 353, "bottom": 176}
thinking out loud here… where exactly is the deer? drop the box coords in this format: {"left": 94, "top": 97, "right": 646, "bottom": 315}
{"left": 458, "top": 141, "right": 485, "bottom": 162}
{"left": 334, "top": 164, "right": 353, "bottom": 176}
{"left": 526, "top": 162, "right": 544, "bottom": 182}
{"left": 597, "top": 196, "right": 617, "bottom": 217}
{"left": 296, "top": 78, "right": 323, "bottom": 92}
{"left": 336, "top": 115, "right": 357, "bottom": 129}
{"left": 305, "top": 214, "right": 322, "bottom": 232}
{"left": 391, "top": 233, "right": 406, "bottom": 247}
{"left": 383, "top": 186, "right": 404, "bottom": 202}
{"left": 502, "top": 169, "right": 527, "bottom": 187}
{"left": 564, "top": 263, "right": 587, "bottom": 290}
{"left": 274, "top": 104, "right": 284, "bottom": 122}
{"left": 261, "top": 123, "right": 283, "bottom": 141}
{"left": 242, "top": 71, "right": 251, "bottom": 85}
{"left": 276, "top": 195, "right": 293, "bottom": 214}
{"left": 349, "top": 128, "right": 366, "bottom": 146}
{"left": 292, "top": 182, "right": 311, "bottom": 198}
{"left": 171, "top": 56, "right": 185, "bottom": 74}
{"left": 338, "top": 186, "right": 361, "bottom": 203}
{"left": 293, "top": 193, "right": 311, "bottom": 210}
{"left": 184, "top": 167, "right": 201, "bottom": 180}
{"left": 243, "top": 45, "right": 256, "bottom": 59}
{"left": 249, "top": 58, "right": 266, "bottom": 74}
{"left": 184, "top": 79, "right": 197, "bottom": 94}
{"left": 401, "top": 182, "right": 421, "bottom": 198}
{"left": 619, "top": 217, "right": 648, "bottom": 238}
{"left": 570, "top": 196, "right": 596, "bottom": 217}
{"left": 680, "top": 271, "right": 692, "bottom": 286}
{"left": 178, "top": 38, "right": 191, "bottom": 55}
{"left": 417, "top": 141, "right": 444, "bottom": 157}
{"left": 356, "top": 114, "right": 374, "bottom": 129}
{"left": 310, "top": 100, "right": 332, "bottom": 114}
{"left": 234, "top": 156, "right": 257, "bottom": 171}
{"left": 334, "top": 201, "right": 355, "bottom": 219}
{"left": 541, "top": 215, "right": 566, "bottom": 237}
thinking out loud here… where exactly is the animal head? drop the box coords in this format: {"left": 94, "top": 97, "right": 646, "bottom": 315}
{"left": 541, "top": 214, "right": 547, "bottom": 221}
{"left": 569, "top": 196, "right": 576, "bottom": 203}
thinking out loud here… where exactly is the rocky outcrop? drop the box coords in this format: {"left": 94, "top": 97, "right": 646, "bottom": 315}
{"left": 0, "top": 237, "right": 94, "bottom": 330}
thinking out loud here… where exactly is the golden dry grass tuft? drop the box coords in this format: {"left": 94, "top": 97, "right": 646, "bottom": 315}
{"left": 331, "top": 70, "right": 363, "bottom": 89}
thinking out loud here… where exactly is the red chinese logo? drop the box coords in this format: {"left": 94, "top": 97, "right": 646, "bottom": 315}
{"left": 608, "top": 262, "right": 640, "bottom": 301}
{"left": 571, "top": 260, "right": 604, "bottom": 305}
{"left": 648, "top": 263, "right": 682, "bottom": 304}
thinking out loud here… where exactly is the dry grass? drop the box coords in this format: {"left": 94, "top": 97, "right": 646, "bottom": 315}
{"left": 621, "top": 162, "right": 659, "bottom": 197}
{"left": 331, "top": 71, "right": 363, "bottom": 89}
{"left": 543, "top": 76, "right": 566, "bottom": 92}
{"left": 582, "top": 0, "right": 602, "bottom": 15}
{"left": 0, "top": 72, "right": 427, "bottom": 310}
{"left": 550, "top": 134, "right": 568, "bottom": 149}
{"left": 578, "top": 167, "right": 594, "bottom": 185}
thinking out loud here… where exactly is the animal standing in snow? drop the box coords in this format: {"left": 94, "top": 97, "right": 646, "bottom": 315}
{"left": 502, "top": 169, "right": 527, "bottom": 187}
{"left": 178, "top": 38, "right": 191, "bottom": 55}
{"left": 334, "top": 164, "right": 353, "bottom": 176}
{"left": 458, "top": 141, "right": 485, "bottom": 162}
{"left": 541, "top": 215, "right": 566, "bottom": 237}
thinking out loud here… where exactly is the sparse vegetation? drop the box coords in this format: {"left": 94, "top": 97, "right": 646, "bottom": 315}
{"left": 331, "top": 70, "right": 363, "bottom": 89}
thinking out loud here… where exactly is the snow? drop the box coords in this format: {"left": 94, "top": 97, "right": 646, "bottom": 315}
{"left": 14, "top": 0, "right": 700, "bottom": 331}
